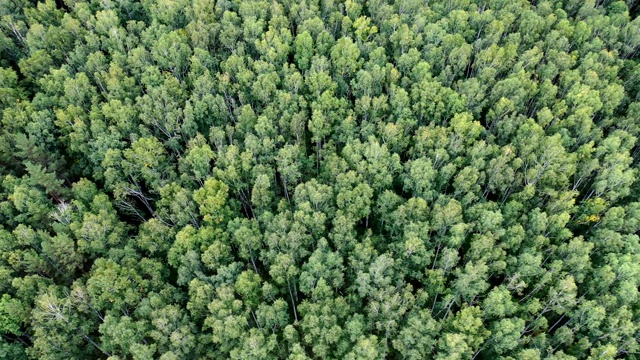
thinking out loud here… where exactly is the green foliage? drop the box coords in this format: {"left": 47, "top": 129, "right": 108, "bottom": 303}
{"left": 0, "top": 0, "right": 639, "bottom": 359}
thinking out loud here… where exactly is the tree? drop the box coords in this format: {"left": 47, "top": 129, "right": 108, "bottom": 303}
{"left": 179, "top": 134, "right": 215, "bottom": 186}
{"left": 30, "top": 290, "right": 105, "bottom": 359}
{"left": 276, "top": 144, "right": 304, "bottom": 202}
{"left": 203, "top": 285, "right": 250, "bottom": 357}
{"left": 294, "top": 31, "right": 313, "bottom": 71}
{"left": 228, "top": 218, "right": 262, "bottom": 273}
{"left": 403, "top": 157, "right": 437, "bottom": 200}
{"left": 137, "top": 76, "right": 194, "bottom": 151}
{"left": 193, "top": 179, "right": 231, "bottom": 226}
{"left": 392, "top": 308, "right": 439, "bottom": 359}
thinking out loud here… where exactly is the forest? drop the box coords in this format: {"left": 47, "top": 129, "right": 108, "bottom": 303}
{"left": 1, "top": 0, "right": 640, "bottom": 358}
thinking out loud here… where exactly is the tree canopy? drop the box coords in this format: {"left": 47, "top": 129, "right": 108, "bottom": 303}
{"left": 1, "top": 0, "right": 640, "bottom": 359}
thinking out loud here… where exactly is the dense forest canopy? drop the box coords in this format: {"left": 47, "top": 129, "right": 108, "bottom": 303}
{"left": 1, "top": 0, "right": 640, "bottom": 358}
